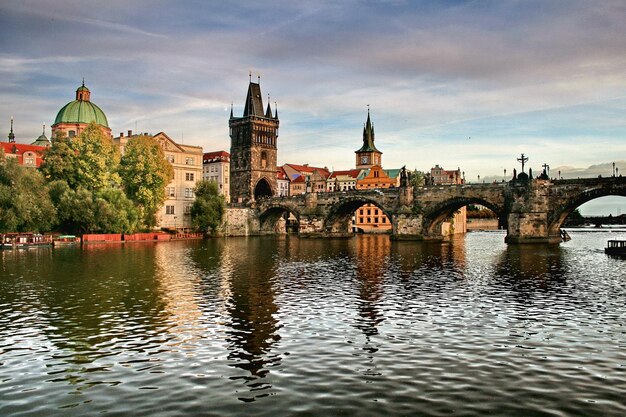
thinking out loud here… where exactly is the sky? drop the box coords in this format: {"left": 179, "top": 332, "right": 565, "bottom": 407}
{"left": 1, "top": 0, "right": 625, "bottom": 193}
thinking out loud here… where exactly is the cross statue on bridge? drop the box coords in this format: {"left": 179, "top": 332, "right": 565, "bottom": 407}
{"left": 517, "top": 153, "right": 529, "bottom": 173}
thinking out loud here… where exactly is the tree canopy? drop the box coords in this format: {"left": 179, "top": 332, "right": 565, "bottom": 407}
{"left": 119, "top": 135, "right": 173, "bottom": 228}
{"left": 0, "top": 156, "right": 57, "bottom": 233}
{"left": 41, "top": 122, "right": 120, "bottom": 191}
{"left": 191, "top": 180, "right": 225, "bottom": 234}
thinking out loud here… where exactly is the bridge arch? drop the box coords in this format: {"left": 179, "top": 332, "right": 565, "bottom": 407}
{"left": 547, "top": 185, "right": 626, "bottom": 235}
{"left": 323, "top": 196, "right": 392, "bottom": 234}
{"left": 258, "top": 204, "right": 301, "bottom": 234}
{"left": 423, "top": 197, "right": 505, "bottom": 238}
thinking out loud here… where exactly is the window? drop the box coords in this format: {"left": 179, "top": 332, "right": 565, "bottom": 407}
{"left": 185, "top": 172, "right": 195, "bottom": 181}
{"left": 24, "top": 155, "right": 35, "bottom": 165}
{"left": 69, "top": 130, "right": 76, "bottom": 138}
{"left": 184, "top": 204, "right": 192, "bottom": 214}
{"left": 166, "top": 154, "right": 175, "bottom": 163}
{"left": 167, "top": 187, "right": 175, "bottom": 197}
{"left": 166, "top": 205, "right": 175, "bottom": 215}
{"left": 185, "top": 157, "right": 194, "bottom": 165}
{"left": 185, "top": 188, "right": 194, "bottom": 198}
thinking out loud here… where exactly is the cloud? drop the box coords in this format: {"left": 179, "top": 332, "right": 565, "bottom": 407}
{"left": 1, "top": 0, "right": 626, "bottom": 181}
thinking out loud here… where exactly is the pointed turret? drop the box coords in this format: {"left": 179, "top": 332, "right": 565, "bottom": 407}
{"left": 265, "top": 95, "right": 273, "bottom": 118}
{"left": 274, "top": 101, "right": 278, "bottom": 119}
{"left": 230, "top": 103, "right": 234, "bottom": 119}
{"left": 8, "top": 117, "right": 15, "bottom": 143}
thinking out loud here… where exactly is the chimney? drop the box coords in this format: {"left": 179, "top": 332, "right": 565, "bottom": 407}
{"left": 128, "top": 130, "right": 132, "bottom": 137}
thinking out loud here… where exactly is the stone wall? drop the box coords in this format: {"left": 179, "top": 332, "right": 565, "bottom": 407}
{"left": 218, "top": 208, "right": 260, "bottom": 236}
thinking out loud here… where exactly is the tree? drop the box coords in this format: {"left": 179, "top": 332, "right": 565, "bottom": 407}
{"left": 119, "top": 135, "right": 173, "bottom": 228}
{"left": 0, "top": 157, "right": 57, "bottom": 233}
{"left": 41, "top": 122, "right": 120, "bottom": 191}
{"left": 410, "top": 170, "right": 425, "bottom": 187}
{"left": 191, "top": 180, "right": 225, "bottom": 234}
{"left": 40, "top": 131, "right": 79, "bottom": 187}
{"left": 50, "top": 181, "right": 140, "bottom": 234}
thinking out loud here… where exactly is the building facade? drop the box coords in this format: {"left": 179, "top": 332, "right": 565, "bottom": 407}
{"left": 431, "top": 164, "right": 463, "bottom": 185}
{"left": 327, "top": 169, "right": 362, "bottom": 192}
{"left": 203, "top": 151, "right": 230, "bottom": 203}
{"left": 229, "top": 80, "right": 279, "bottom": 204}
{"left": 1, "top": 118, "right": 47, "bottom": 167}
{"left": 276, "top": 167, "right": 290, "bottom": 197}
{"left": 114, "top": 131, "right": 203, "bottom": 230}
{"left": 52, "top": 81, "right": 112, "bottom": 139}
{"left": 282, "top": 163, "right": 331, "bottom": 195}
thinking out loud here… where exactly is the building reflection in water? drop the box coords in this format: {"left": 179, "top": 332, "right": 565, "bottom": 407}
{"left": 353, "top": 235, "right": 389, "bottom": 341}
{"left": 153, "top": 241, "right": 208, "bottom": 348}
{"left": 217, "top": 237, "right": 282, "bottom": 402}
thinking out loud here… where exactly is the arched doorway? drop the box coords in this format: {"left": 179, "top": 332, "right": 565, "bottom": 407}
{"left": 254, "top": 178, "right": 273, "bottom": 201}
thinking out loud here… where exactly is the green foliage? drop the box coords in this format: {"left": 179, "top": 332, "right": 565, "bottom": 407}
{"left": 410, "top": 170, "right": 425, "bottom": 187}
{"left": 41, "top": 122, "right": 120, "bottom": 191}
{"left": 191, "top": 180, "right": 225, "bottom": 233}
{"left": 119, "top": 135, "right": 173, "bottom": 228}
{"left": 0, "top": 157, "right": 57, "bottom": 233}
{"left": 466, "top": 205, "right": 497, "bottom": 219}
{"left": 51, "top": 180, "right": 140, "bottom": 234}
{"left": 40, "top": 131, "right": 78, "bottom": 187}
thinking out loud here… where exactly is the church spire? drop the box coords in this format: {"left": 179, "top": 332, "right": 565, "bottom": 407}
{"left": 8, "top": 116, "right": 15, "bottom": 143}
{"left": 274, "top": 101, "right": 278, "bottom": 119}
{"left": 230, "top": 103, "right": 234, "bottom": 119}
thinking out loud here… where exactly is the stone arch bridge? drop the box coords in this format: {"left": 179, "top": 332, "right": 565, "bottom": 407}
{"left": 232, "top": 177, "right": 626, "bottom": 244}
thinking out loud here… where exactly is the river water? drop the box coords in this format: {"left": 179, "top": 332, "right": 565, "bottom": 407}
{"left": 1, "top": 230, "right": 625, "bottom": 416}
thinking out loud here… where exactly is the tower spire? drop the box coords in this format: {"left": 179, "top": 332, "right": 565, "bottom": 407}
{"left": 8, "top": 116, "right": 15, "bottom": 143}
{"left": 265, "top": 93, "right": 273, "bottom": 118}
{"left": 230, "top": 102, "right": 234, "bottom": 119}
{"left": 274, "top": 101, "right": 278, "bottom": 119}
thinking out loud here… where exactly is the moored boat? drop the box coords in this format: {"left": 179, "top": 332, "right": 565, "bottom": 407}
{"left": 605, "top": 240, "right": 626, "bottom": 256}
{"left": 53, "top": 235, "right": 81, "bottom": 246}
{"left": 1, "top": 233, "right": 53, "bottom": 248}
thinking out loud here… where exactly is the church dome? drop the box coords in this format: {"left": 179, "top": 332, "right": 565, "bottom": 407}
{"left": 53, "top": 82, "right": 109, "bottom": 128}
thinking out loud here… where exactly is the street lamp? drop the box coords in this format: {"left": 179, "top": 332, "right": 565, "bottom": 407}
{"left": 477, "top": 174, "right": 480, "bottom": 183}
{"left": 613, "top": 162, "right": 616, "bottom": 177}
{"left": 504, "top": 168, "right": 507, "bottom": 181}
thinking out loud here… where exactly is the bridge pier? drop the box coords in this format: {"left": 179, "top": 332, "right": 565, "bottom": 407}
{"left": 390, "top": 213, "right": 426, "bottom": 240}
{"left": 505, "top": 212, "right": 561, "bottom": 244}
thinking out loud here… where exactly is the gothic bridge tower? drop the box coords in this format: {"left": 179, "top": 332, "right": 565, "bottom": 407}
{"left": 229, "top": 78, "right": 279, "bottom": 204}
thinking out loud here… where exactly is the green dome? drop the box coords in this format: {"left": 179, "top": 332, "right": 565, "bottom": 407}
{"left": 54, "top": 99, "right": 109, "bottom": 127}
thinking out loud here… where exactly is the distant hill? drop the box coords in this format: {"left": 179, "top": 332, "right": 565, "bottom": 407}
{"left": 480, "top": 161, "right": 625, "bottom": 183}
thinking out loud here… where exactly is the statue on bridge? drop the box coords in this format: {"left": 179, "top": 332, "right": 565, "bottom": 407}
{"left": 400, "top": 165, "right": 410, "bottom": 187}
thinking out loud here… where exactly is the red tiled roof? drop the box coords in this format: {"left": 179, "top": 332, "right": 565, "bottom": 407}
{"left": 291, "top": 175, "right": 306, "bottom": 183}
{"left": 0, "top": 142, "right": 47, "bottom": 167}
{"left": 329, "top": 169, "right": 362, "bottom": 179}
{"left": 284, "top": 163, "right": 330, "bottom": 176}
{"left": 203, "top": 150, "right": 230, "bottom": 163}
{"left": 276, "top": 167, "right": 288, "bottom": 180}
